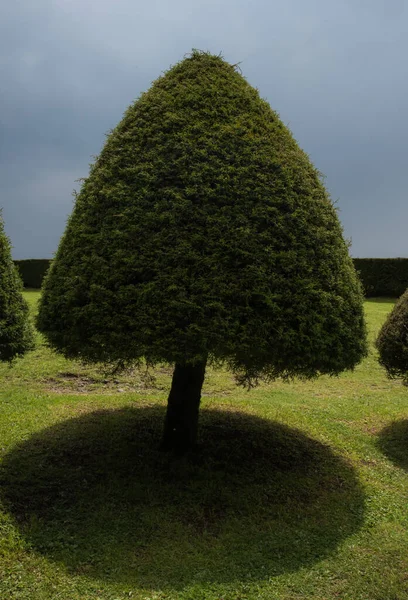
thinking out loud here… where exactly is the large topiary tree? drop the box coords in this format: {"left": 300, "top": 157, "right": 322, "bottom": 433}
{"left": 37, "top": 51, "right": 367, "bottom": 452}
{"left": 0, "top": 213, "right": 34, "bottom": 361}
{"left": 376, "top": 290, "right": 408, "bottom": 384}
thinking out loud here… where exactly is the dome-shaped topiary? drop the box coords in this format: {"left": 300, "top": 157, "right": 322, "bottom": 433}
{"left": 0, "top": 213, "right": 34, "bottom": 361}
{"left": 37, "top": 51, "right": 367, "bottom": 451}
{"left": 376, "top": 289, "right": 408, "bottom": 384}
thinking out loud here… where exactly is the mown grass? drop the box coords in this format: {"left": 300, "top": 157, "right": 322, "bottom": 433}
{"left": 1, "top": 292, "right": 408, "bottom": 600}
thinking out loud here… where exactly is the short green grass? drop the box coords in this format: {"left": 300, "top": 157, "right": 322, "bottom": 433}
{"left": 1, "top": 292, "right": 408, "bottom": 600}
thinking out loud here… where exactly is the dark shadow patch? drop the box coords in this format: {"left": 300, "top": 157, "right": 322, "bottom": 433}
{"left": 365, "top": 298, "right": 397, "bottom": 304}
{"left": 377, "top": 419, "right": 408, "bottom": 471}
{"left": 0, "top": 406, "right": 364, "bottom": 589}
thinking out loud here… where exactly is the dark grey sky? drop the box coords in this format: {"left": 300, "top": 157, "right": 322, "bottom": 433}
{"left": 1, "top": 0, "right": 407, "bottom": 258}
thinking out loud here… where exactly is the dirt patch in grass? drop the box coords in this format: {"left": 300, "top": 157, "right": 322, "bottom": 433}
{"left": 42, "top": 368, "right": 173, "bottom": 395}
{"left": 42, "top": 366, "right": 235, "bottom": 397}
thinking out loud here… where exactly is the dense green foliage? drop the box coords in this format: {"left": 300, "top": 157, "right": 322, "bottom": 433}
{"left": 37, "top": 51, "right": 367, "bottom": 383}
{"left": 376, "top": 288, "right": 408, "bottom": 383}
{"left": 13, "top": 259, "right": 51, "bottom": 289}
{"left": 354, "top": 258, "right": 408, "bottom": 297}
{"left": 0, "top": 216, "right": 34, "bottom": 361}
{"left": 15, "top": 257, "right": 408, "bottom": 299}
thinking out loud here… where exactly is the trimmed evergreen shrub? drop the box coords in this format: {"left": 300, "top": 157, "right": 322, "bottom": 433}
{"left": 376, "top": 289, "right": 408, "bottom": 384}
{"left": 37, "top": 51, "right": 367, "bottom": 451}
{"left": 0, "top": 214, "right": 35, "bottom": 361}
{"left": 353, "top": 258, "right": 408, "bottom": 297}
{"left": 14, "top": 259, "right": 51, "bottom": 289}
{"left": 13, "top": 257, "right": 408, "bottom": 297}
{"left": 13, "top": 256, "right": 408, "bottom": 297}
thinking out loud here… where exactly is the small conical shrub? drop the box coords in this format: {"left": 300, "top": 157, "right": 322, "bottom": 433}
{"left": 37, "top": 51, "right": 367, "bottom": 451}
{"left": 376, "top": 289, "right": 408, "bottom": 384}
{"left": 0, "top": 214, "right": 34, "bottom": 361}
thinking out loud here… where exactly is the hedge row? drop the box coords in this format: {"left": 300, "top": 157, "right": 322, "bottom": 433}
{"left": 353, "top": 258, "right": 408, "bottom": 298}
{"left": 13, "top": 258, "right": 408, "bottom": 297}
{"left": 13, "top": 260, "right": 51, "bottom": 289}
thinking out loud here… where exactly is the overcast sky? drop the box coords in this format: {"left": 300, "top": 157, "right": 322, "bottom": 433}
{"left": 1, "top": 0, "right": 407, "bottom": 259}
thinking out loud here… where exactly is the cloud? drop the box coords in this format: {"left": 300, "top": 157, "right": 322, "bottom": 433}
{"left": 1, "top": 0, "right": 407, "bottom": 257}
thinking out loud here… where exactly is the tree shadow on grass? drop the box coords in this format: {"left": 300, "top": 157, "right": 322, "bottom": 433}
{"left": 377, "top": 419, "right": 408, "bottom": 471}
{"left": 0, "top": 406, "right": 364, "bottom": 590}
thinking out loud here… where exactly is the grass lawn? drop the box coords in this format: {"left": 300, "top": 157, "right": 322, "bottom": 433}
{"left": 1, "top": 292, "right": 408, "bottom": 600}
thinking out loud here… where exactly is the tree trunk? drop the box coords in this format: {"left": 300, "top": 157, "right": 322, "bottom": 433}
{"left": 161, "top": 359, "right": 207, "bottom": 454}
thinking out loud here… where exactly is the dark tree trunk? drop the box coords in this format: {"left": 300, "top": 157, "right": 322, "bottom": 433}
{"left": 161, "top": 359, "right": 207, "bottom": 454}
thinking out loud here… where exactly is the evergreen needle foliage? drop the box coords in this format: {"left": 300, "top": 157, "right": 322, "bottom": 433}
{"left": 376, "top": 289, "right": 408, "bottom": 384}
{"left": 0, "top": 214, "right": 34, "bottom": 361}
{"left": 37, "top": 50, "right": 367, "bottom": 385}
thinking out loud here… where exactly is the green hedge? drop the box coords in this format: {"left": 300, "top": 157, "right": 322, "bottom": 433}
{"left": 13, "top": 259, "right": 51, "bottom": 289}
{"left": 353, "top": 258, "right": 408, "bottom": 298}
{"left": 12, "top": 257, "right": 408, "bottom": 297}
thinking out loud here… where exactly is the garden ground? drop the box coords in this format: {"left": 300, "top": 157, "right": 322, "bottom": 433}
{"left": 0, "top": 292, "right": 407, "bottom": 600}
